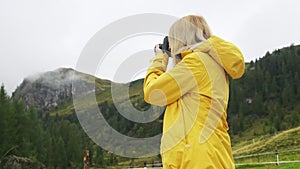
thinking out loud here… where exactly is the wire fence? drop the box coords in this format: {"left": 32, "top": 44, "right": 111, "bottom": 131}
{"left": 234, "top": 148, "right": 300, "bottom": 166}
{"left": 128, "top": 148, "right": 300, "bottom": 168}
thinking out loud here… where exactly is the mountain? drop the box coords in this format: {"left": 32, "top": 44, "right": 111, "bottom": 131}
{"left": 12, "top": 68, "right": 111, "bottom": 113}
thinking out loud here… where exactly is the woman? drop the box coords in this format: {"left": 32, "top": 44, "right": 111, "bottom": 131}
{"left": 144, "top": 15, "right": 245, "bottom": 169}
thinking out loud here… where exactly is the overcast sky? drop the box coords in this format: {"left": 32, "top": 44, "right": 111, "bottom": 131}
{"left": 1, "top": 0, "right": 299, "bottom": 95}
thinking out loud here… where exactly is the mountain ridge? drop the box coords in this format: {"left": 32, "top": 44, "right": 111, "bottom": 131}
{"left": 12, "top": 67, "right": 112, "bottom": 113}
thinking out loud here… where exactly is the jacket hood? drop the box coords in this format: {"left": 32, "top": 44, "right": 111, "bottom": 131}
{"left": 181, "top": 36, "right": 245, "bottom": 79}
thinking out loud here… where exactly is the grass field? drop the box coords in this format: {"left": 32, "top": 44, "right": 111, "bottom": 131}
{"left": 95, "top": 163, "right": 300, "bottom": 169}
{"left": 232, "top": 126, "right": 300, "bottom": 169}
{"left": 236, "top": 162, "right": 300, "bottom": 169}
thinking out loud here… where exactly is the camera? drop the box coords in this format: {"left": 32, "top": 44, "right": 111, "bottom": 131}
{"left": 158, "top": 36, "right": 171, "bottom": 57}
{"left": 159, "top": 36, "right": 170, "bottom": 52}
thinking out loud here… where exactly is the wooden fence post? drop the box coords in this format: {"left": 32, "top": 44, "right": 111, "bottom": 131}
{"left": 275, "top": 145, "right": 279, "bottom": 166}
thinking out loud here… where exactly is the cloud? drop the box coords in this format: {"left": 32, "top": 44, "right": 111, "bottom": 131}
{"left": 0, "top": 0, "right": 299, "bottom": 95}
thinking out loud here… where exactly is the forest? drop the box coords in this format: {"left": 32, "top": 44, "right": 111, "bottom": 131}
{"left": 0, "top": 86, "right": 108, "bottom": 168}
{"left": 228, "top": 44, "right": 300, "bottom": 138}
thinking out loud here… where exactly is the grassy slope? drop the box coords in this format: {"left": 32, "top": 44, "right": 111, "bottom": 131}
{"left": 236, "top": 163, "right": 300, "bottom": 169}
{"left": 232, "top": 126, "right": 300, "bottom": 156}
{"left": 233, "top": 126, "right": 300, "bottom": 168}
{"left": 49, "top": 76, "right": 113, "bottom": 116}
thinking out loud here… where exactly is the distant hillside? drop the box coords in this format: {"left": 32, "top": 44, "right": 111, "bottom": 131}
{"left": 228, "top": 44, "right": 300, "bottom": 143}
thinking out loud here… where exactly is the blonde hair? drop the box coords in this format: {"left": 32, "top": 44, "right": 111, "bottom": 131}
{"left": 169, "top": 15, "right": 212, "bottom": 62}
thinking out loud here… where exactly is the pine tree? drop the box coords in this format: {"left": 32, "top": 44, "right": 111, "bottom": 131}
{"left": 281, "top": 80, "right": 294, "bottom": 106}
{"left": 54, "top": 136, "right": 67, "bottom": 168}
{"left": 94, "top": 147, "right": 105, "bottom": 167}
{"left": 294, "top": 73, "right": 300, "bottom": 100}
{"left": 0, "top": 85, "right": 13, "bottom": 156}
{"left": 253, "top": 92, "right": 264, "bottom": 116}
{"left": 64, "top": 122, "right": 83, "bottom": 166}
{"left": 269, "top": 77, "right": 278, "bottom": 99}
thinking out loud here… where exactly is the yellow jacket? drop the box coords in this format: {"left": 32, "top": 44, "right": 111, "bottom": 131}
{"left": 144, "top": 36, "right": 245, "bottom": 169}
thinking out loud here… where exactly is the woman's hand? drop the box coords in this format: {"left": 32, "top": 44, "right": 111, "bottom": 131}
{"left": 154, "top": 44, "right": 163, "bottom": 55}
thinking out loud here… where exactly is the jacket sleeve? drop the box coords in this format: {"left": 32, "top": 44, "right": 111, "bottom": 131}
{"left": 144, "top": 53, "right": 198, "bottom": 106}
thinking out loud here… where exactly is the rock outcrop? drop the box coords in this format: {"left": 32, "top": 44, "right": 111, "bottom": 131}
{"left": 2, "top": 155, "right": 45, "bottom": 169}
{"left": 12, "top": 68, "right": 110, "bottom": 113}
